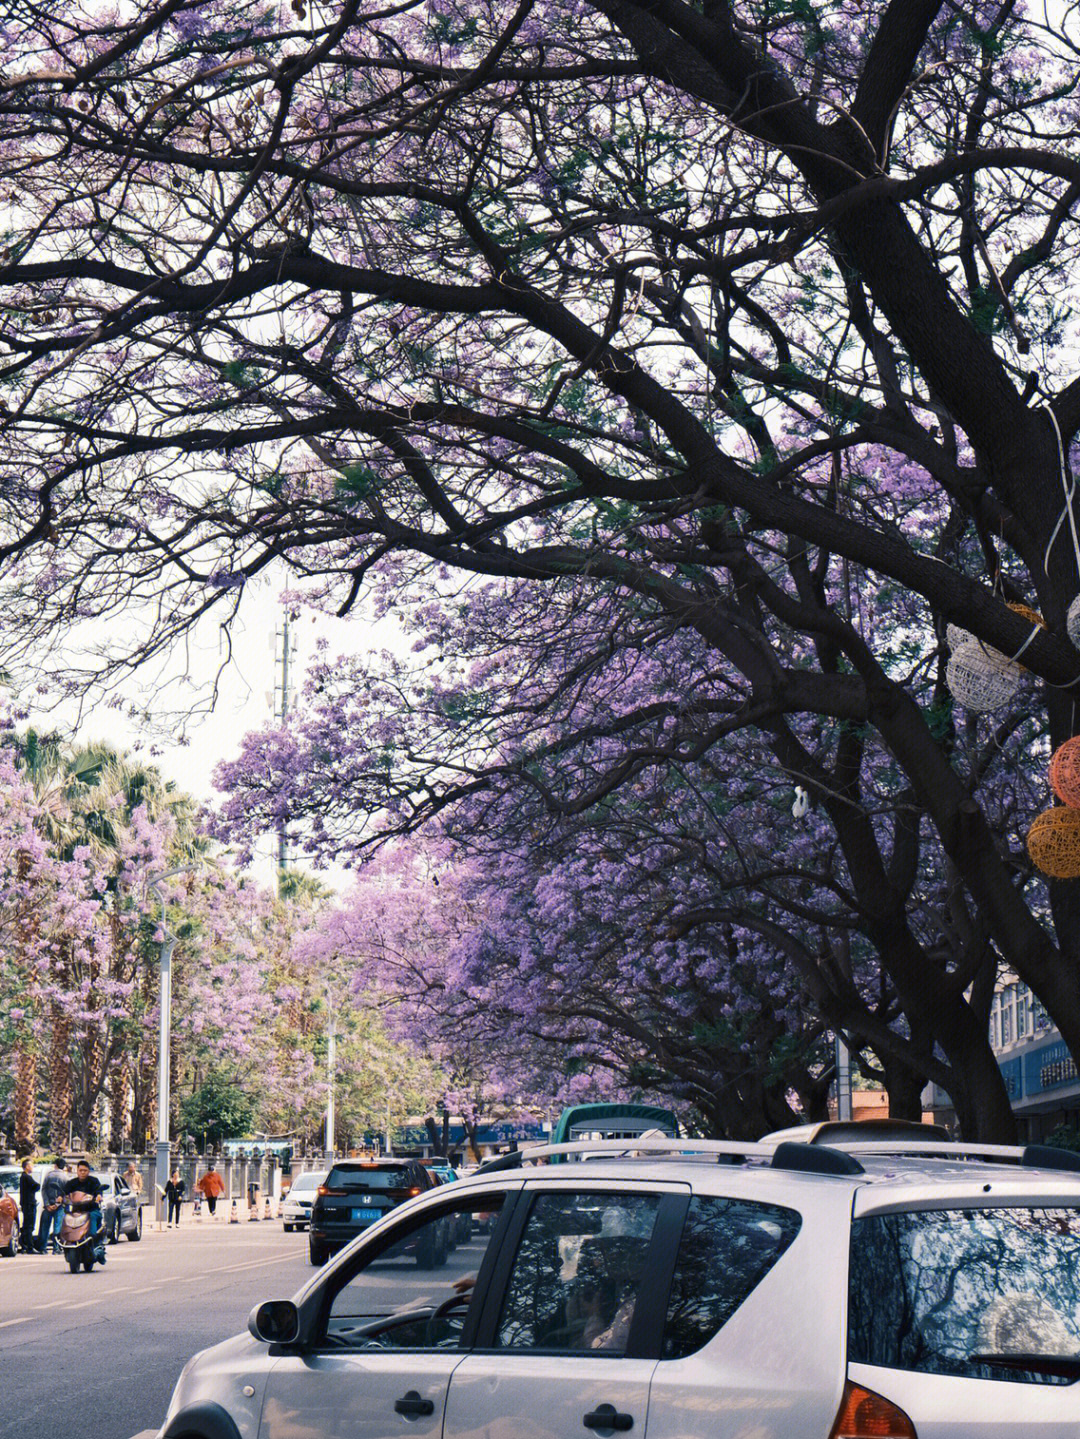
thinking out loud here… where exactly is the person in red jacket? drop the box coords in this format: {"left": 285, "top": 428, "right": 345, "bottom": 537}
{"left": 194, "top": 1162, "right": 226, "bottom": 1218}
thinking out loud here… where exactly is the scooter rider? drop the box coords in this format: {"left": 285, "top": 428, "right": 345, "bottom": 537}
{"left": 64, "top": 1161, "right": 106, "bottom": 1265}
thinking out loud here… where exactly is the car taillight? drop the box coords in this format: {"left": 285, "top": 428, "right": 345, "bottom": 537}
{"left": 317, "top": 1186, "right": 346, "bottom": 1196}
{"left": 829, "top": 1382, "right": 916, "bottom": 1439}
{"left": 407, "top": 1186, "right": 422, "bottom": 1196}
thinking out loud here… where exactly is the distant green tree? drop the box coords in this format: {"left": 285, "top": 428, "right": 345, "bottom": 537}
{"left": 1040, "top": 1125, "right": 1080, "bottom": 1154}
{"left": 179, "top": 1071, "right": 257, "bottom": 1147}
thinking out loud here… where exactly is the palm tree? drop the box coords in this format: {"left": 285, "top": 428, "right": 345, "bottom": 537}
{"left": 5, "top": 731, "right": 104, "bottom": 1150}
{"left": 81, "top": 755, "right": 206, "bottom": 1149}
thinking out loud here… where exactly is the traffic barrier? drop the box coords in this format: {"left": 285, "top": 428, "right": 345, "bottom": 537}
{"left": 263, "top": 1196, "right": 272, "bottom": 1221}
{"left": 229, "top": 1198, "right": 239, "bottom": 1224}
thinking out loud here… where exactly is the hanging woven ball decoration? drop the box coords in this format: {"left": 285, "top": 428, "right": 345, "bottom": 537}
{"left": 945, "top": 623, "right": 972, "bottom": 651}
{"left": 1068, "top": 596, "right": 1080, "bottom": 649}
{"left": 1050, "top": 738, "right": 1080, "bottom": 809}
{"left": 946, "top": 640, "right": 1021, "bottom": 712}
{"left": 1027, "top": 807, "right": 1080, "bottom": 879}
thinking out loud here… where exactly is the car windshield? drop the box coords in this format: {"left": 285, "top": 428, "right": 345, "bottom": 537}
{"left": 290, "top": 1173, "right": 326, "bottom": 1193}
{"left": 849, "top": 1206, "right": 1080, "bottom": 1385}
{"left": 326, "top": 1166, "right": 413, "bottom": 1190}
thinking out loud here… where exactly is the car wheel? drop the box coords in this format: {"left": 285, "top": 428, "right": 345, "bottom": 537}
{"left": 415, "top": 1231, "right": 438, "bottom": 1269}
{"left": 309, "top": 1239, "right": 329, "bottom": 1265}
{"left": 128, "top": 1210, "right": 143, "bottom": 1241}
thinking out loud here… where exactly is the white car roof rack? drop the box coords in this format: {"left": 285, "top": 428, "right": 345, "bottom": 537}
{"left": 476, "top": 1137, "right": 865, "bottom": 1176}
{"left": 475, "top": 1137, "right": 1080, "bottom": 1178}
{"left": 832, "top": 1140, "right": 1080, "bottom": 1172}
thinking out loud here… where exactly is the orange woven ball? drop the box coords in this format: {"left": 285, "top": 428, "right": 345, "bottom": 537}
{"left": 1027, "top": 807, "right": 1080, "bottom": 879}
{"left": 1050, "top": 739, "right": 1080, "bottom": 809}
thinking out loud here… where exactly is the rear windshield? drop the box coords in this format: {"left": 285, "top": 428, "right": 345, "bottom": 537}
{"left": 327, "top": 1166, "right": 414, "bottom": 1190}
{"left": 849, "top": 1207, "right": 1080, "bottom": 1385}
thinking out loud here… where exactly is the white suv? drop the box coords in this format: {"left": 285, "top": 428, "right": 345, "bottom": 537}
{"left": 154, "top": 1131, "right": 1080, "bottom": 1439}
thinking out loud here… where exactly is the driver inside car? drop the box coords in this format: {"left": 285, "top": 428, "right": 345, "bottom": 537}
{"left": 564, "top": 1236, "right": 643, "bottom": 1350}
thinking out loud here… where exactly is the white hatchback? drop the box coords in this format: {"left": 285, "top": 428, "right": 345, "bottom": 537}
{"left": 153, "top": 1131, "right": 1080, "bottom": 1439}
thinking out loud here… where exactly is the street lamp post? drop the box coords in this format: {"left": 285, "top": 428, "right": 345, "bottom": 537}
{"left": 149, "top": 865, "right": 197, "bottom": 1223}
{"left": 325, "top": 1005, "right": 336, "bottom": 1160}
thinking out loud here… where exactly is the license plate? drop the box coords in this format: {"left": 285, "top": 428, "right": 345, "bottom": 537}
{"left": 352, "top": 1207, "right": 380, "bottom": 1223}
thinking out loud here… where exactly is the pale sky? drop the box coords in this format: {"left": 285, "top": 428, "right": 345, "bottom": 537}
{"left": 23, "top": 569, "right": 397, "bottom": 892}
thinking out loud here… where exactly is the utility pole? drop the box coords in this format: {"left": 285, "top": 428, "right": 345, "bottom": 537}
{"left": 835, "top": 1035, "right": 853, "bottom": 1122}
{"left": 271, "top": 615, "right": 297, "bottom": 882}
{"left": 149, "top": 865, "right": 197, "bottom": 1224}
{"left": 325, "top": 1006, "right": 336, "bottom": 1160}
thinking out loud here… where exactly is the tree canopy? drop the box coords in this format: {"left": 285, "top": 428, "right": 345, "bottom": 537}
{"left": 5, "top": 1, "right": 1080, "bottom": 1135}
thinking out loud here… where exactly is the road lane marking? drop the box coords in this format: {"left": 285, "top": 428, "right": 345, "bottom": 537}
{"left": 65, "top": 1298, "right": 102, "bottom": 1309}
{"left": 125, "top": 1284, "right": 165, "bottom": 1294}
{"left": 216, "top": 1253, "right": 306, "bottom": 1274}
{"left": 32, "top": 1301, "right": 69, "bottom": 1311}
{"left": 0, "top": 1317, "right": 30, "bottom": 1328}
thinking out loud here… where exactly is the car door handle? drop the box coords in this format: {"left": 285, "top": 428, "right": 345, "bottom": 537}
{"left": 394, "top": 1391, "right": 435, "bottom": 1418}
{"left": 584, "top": 1404, "right": 633, "bottom": 1432}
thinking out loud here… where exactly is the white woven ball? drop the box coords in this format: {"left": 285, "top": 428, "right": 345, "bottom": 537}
{"left": 947, "top": 640, "right": 1022, "bottom": 712}
{"left": 1068, "top": 595, "right": 1080, "bottom": 649}
{"left": 945, "top": 623, "right": 972, "bottom": 651}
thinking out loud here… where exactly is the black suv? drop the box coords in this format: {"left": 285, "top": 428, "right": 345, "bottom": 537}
{"left": 308, "top": 1159, "right": 445, "bottom": 1266}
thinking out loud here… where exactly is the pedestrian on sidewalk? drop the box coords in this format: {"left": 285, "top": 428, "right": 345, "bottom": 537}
{"left": 164, "top": 1170, "right": 186, "bottom": 1227}
{"left": 194, "top": 1162, "right": 225, "bottom": 1218}
{"left": 36, "top": 1157, "right": 67, "bottom": 1254}
{"left": 18, "top": 1158, "right": 39, "bottom": 1254}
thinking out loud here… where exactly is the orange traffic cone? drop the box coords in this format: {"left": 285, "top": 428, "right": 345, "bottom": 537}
{"left": 263, "top": 1195, "right": 272, "bottom": 1221}
{"left": 229, "top": 1198, "right": 239, "bottom": 1224}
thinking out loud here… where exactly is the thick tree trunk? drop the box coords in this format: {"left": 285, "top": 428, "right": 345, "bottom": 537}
{"left": 109, "top": 1059, "right": 131, "bottom": 1151}
{"left": 49, "top": 1004, "right": 72, "bottom": 1147}
{"left": 881, "top": 1054, "right": 926, "bottom": 1123}
{"left": 14, "top": 1049, "right": 37, "bottom": 1153}
{"left": 133, "top": 1047, "right": 156, "bottom": 1153}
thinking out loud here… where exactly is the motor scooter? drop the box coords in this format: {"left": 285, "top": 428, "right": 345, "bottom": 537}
{"left": 60, "top": 1192, "right": 104, "bottom": 1272}
{"left": 0, "top": 1190, "right": 17, "bottom": 1257}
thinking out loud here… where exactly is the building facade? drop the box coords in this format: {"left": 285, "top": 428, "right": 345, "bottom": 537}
{"left": 990, "top": 981, "right": 1080, "bottom": 1140}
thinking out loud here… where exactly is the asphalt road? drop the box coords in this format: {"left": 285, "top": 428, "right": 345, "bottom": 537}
{"left": 1, "top": 1212, "right": 314, "bottom": 1439}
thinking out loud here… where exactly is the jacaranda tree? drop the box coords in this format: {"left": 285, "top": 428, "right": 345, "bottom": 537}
{"left": 5, "top": 2, "right": 1080, "bottom": 1135}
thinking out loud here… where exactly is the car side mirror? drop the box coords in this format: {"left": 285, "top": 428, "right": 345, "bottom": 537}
{"left": 249, "top": 1300, "right": 300, "bottom": 1345}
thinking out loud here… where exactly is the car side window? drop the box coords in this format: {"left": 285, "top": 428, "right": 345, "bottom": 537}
{"left": 661, "top": 1195, "right": 801, "bottom": 1359}
{"left": 324, "top": 1194, "right": 506, "bottom": 1352}
{"left": 496, "top": 1192, "right": 661, "bottom": 1354}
